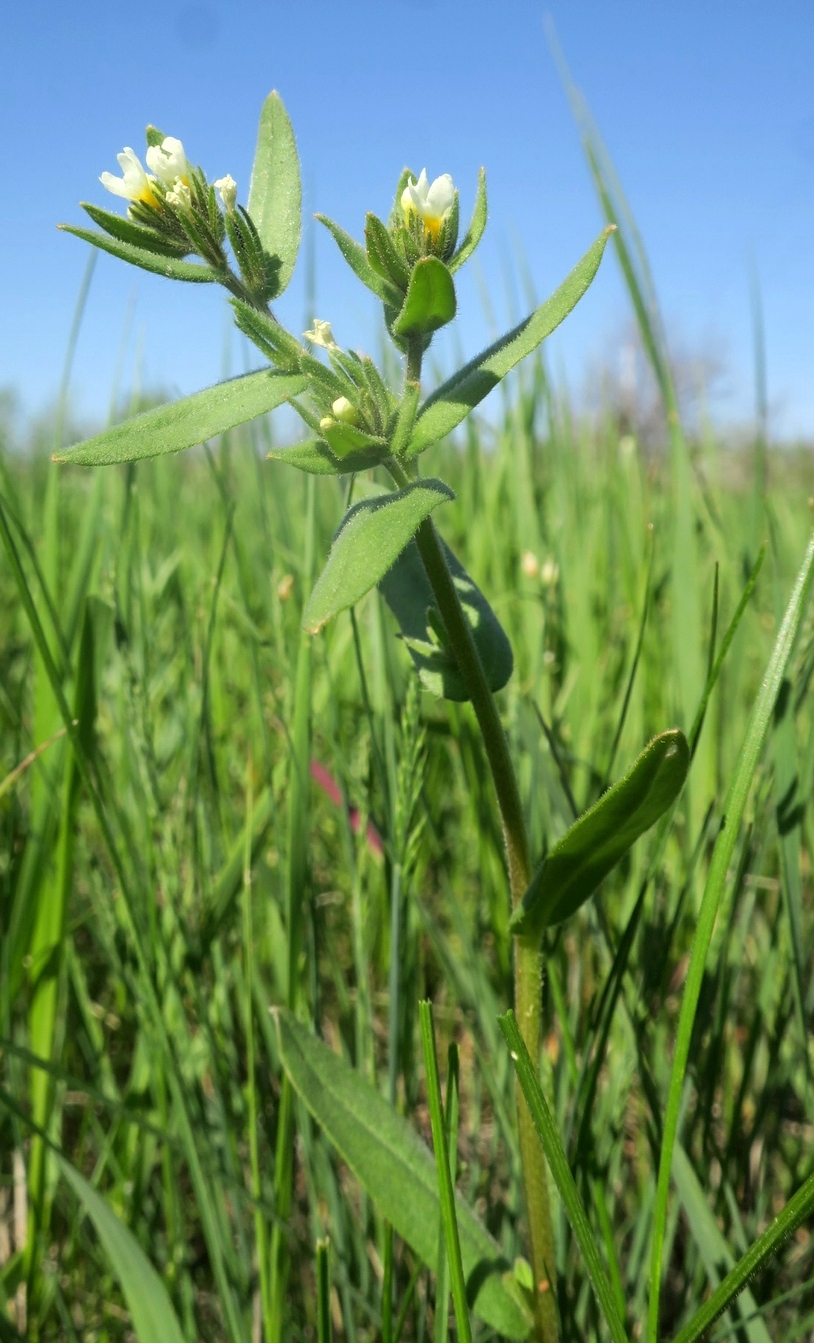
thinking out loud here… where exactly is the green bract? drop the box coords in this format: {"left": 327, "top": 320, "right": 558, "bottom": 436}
{"left": 510, "top": 729, "right": 690, "bottom": 941}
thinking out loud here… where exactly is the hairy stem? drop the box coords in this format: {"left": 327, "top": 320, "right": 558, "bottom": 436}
{"left": 389, "top": 432, "right": 558, "bottom": 1343}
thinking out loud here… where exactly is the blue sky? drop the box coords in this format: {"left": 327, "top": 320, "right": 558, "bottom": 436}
{"left": 4, "top": 1, "right": 814, "bottom": 439}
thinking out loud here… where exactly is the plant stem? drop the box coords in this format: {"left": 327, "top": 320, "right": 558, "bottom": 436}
{"left": 389, "top": 432, "right": 558, "bottom": 1342}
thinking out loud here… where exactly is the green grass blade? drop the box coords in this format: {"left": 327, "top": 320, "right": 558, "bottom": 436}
{"left": 419, "top": 1003, "right": 472, "bottom": 1343}
{"left": 648, "top": 529, "right": 814, "bottom": 1343}
{"left": 498, "top": 1010, "right": 629, "bottom": 1343}
{"left": 316, "top": 1238, "right": 332, "bottom": 1343}
{"left": 59, "top": 1158, "right": 186, "bottom": 1343}
{"left": 670, "top": 1158, "right": 814, "bottom": 1343}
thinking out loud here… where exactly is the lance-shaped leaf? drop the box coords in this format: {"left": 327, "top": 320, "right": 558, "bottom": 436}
{"left": 511, "top": 728, "right": 689, "bottom": 940}
{"left": 60, "top": 1158, "right": 186, "bottom": 1343}
{"left": 80, "top": 202, "right": 191, "bottom": 258}
{"left": 275, "top": 1009, "right": 532, "bottom": 1340}
{"left": 365, "top": 212, "right": 409, "bottom": 290}
{"left": 392, "top": 257, "right": 457, "bottom": 338}
{"left": 54, "top": 370, "right": 307, "bottom": 466}
{"left": 316, "top": 213, "right": 404, "bottom": 306}
{"left": 379, "top": 536, "right": 512, "bottom": 701}
{"left": 303, "top": 481, "right": 454, "bottom": 633}
{"left": 58, "top": 224, "right": 218, "bottom": 283}
{"left": 268, "top": 438, "right": 384, "bottom": 477}
{"left": 449, "top": 168, "right": 487, "bottom": 275}
{"left": 247, "top": 90, "right": 301, "bottom": 299}
{"left": 406, "top": 227, "right": 613, "bottom": 457}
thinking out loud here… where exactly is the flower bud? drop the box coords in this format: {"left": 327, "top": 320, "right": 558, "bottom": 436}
{"left": 146, "top": 136, "right": 189, "bottom": 187}
{"left": 331, "top": 396, "right": 358, "bottom": 425}
{"left": 521, "top": 550, "right": 540, "bottom": 579}
{"left": 166, "top": 180, "right": 193, "bottom": 212}
{"left": 214, "top": 174, "right": 237, "bottom": 213}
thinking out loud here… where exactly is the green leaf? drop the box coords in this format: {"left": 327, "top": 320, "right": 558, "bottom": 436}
{"left": 320, "top": 421, "right": 387, "bottom": 460}
{"left": 511, "top": 728, "right": 689, "bottom": 940}
{"left": 449, "top": 168, "right": 487, "bottom": 274}
{"left": 365, "top": 213, "right": 409, "bottom": 290}
{"left": 58, "top": 224, "right": 218, "bottom": 283}
{"left": 246, "top": 90, "right": 301, "bottom": 299}
{"left": 275, "top": 1009, "right": 532, "bottom": 1339}
{"left": 379, "top": 536, "right": 513, "bottom": 701}
{"left": 316, "top": 214, "right": 403, "bottom": 307}
{"left": 267, "top": 439, "right": 383, "bottom": 477}
{"left": 498, "top": 1012, "right": 629, "bottom": 1343}
{"left": 407, "top": 227, "right": 613, "bottom": 457}
{"left": 54, "top": 370, "right": 307, "bottom": 466}
{"left": 303, "top": 481, "right": 454, "bottom": 634}
{"left": 393, "top": 258, "right": 457, "bottom": 338}
{"left": 80, "top": 203, "right": 189, "bottom": 258}
{"left": 59, "top": 1158, "right": 186, "bottom": 1343}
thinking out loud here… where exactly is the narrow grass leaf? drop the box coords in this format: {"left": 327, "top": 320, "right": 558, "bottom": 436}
{"left": 406, "top": 228, "right": 612, "bottom": 456}
{"left": 672, "top": 1162, "right": 814, "bottom": 1343}
{"left": 54, "top": 370, "right": 306, "bottom": 466}
{"left": 59, "top": 1158, "right": 186, "bottom": 1343}
{"left": 511, "top": 729, "right": 689, "bottom": 939}
{"left": 419, "top": 1003, "right": 472, "bottom": 1343}
{"left": 670, "top": 1145, "right": 770, "bottom": 1343}
{"left": 498, "top": 1010, "right": 629, "bottom": 1343}
{"left": 274, "top": 1009, "right": 532, "bottom": 1339}
{"left": 648, "top": 530, "right": 814, "bottom": 1343}
{"left": 302, "top": 481, "right": 454, "bottom": 633}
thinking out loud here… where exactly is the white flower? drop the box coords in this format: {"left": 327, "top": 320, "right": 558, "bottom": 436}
{"left": 521, "top": 550, "right": 540, "bottom": 579}
{"left": 331, "top": 396, "right": 357, "bottom": 424}
{"left": 214, "top": 174, "right": 237, "bottom": 212}
{"left": 100, "top": 148, "right": 157, "bottom": 205}
{"left": 166, "top": 180, "right": 192, "bottom": 212}
{"left": 303, "top": 319, "right": 338, "bottom": 352}
{"left": 146, "top": 136, "right": 189, "bottom": 187}
{"left": 401, "top": 169, "right": 456, "bottom": 241}
{"left": 541, "top": 559, "right": 559, "bottom": 588}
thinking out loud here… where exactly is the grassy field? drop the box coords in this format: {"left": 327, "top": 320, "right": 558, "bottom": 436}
{"left": 2, "top": 331, "right": 814, "bottom": 1342}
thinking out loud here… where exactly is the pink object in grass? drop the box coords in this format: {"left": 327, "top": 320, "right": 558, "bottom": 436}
{"left": 310, "top": 760, "right": 384, "bottom": 857}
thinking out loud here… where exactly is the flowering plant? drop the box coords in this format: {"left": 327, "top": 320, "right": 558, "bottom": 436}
{"left": 56, "top": 91, "right": 692, "bottom": 1343}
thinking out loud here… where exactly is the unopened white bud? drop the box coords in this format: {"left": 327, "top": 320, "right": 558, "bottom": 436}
{"left": 166, "top": 180, "right": 192, "bottom": 212}
{"left": 331, "top": 397, "right": 357, "bottom": 424}
{"left": 214, "top": 174, "right": 237, "bottom": 212}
